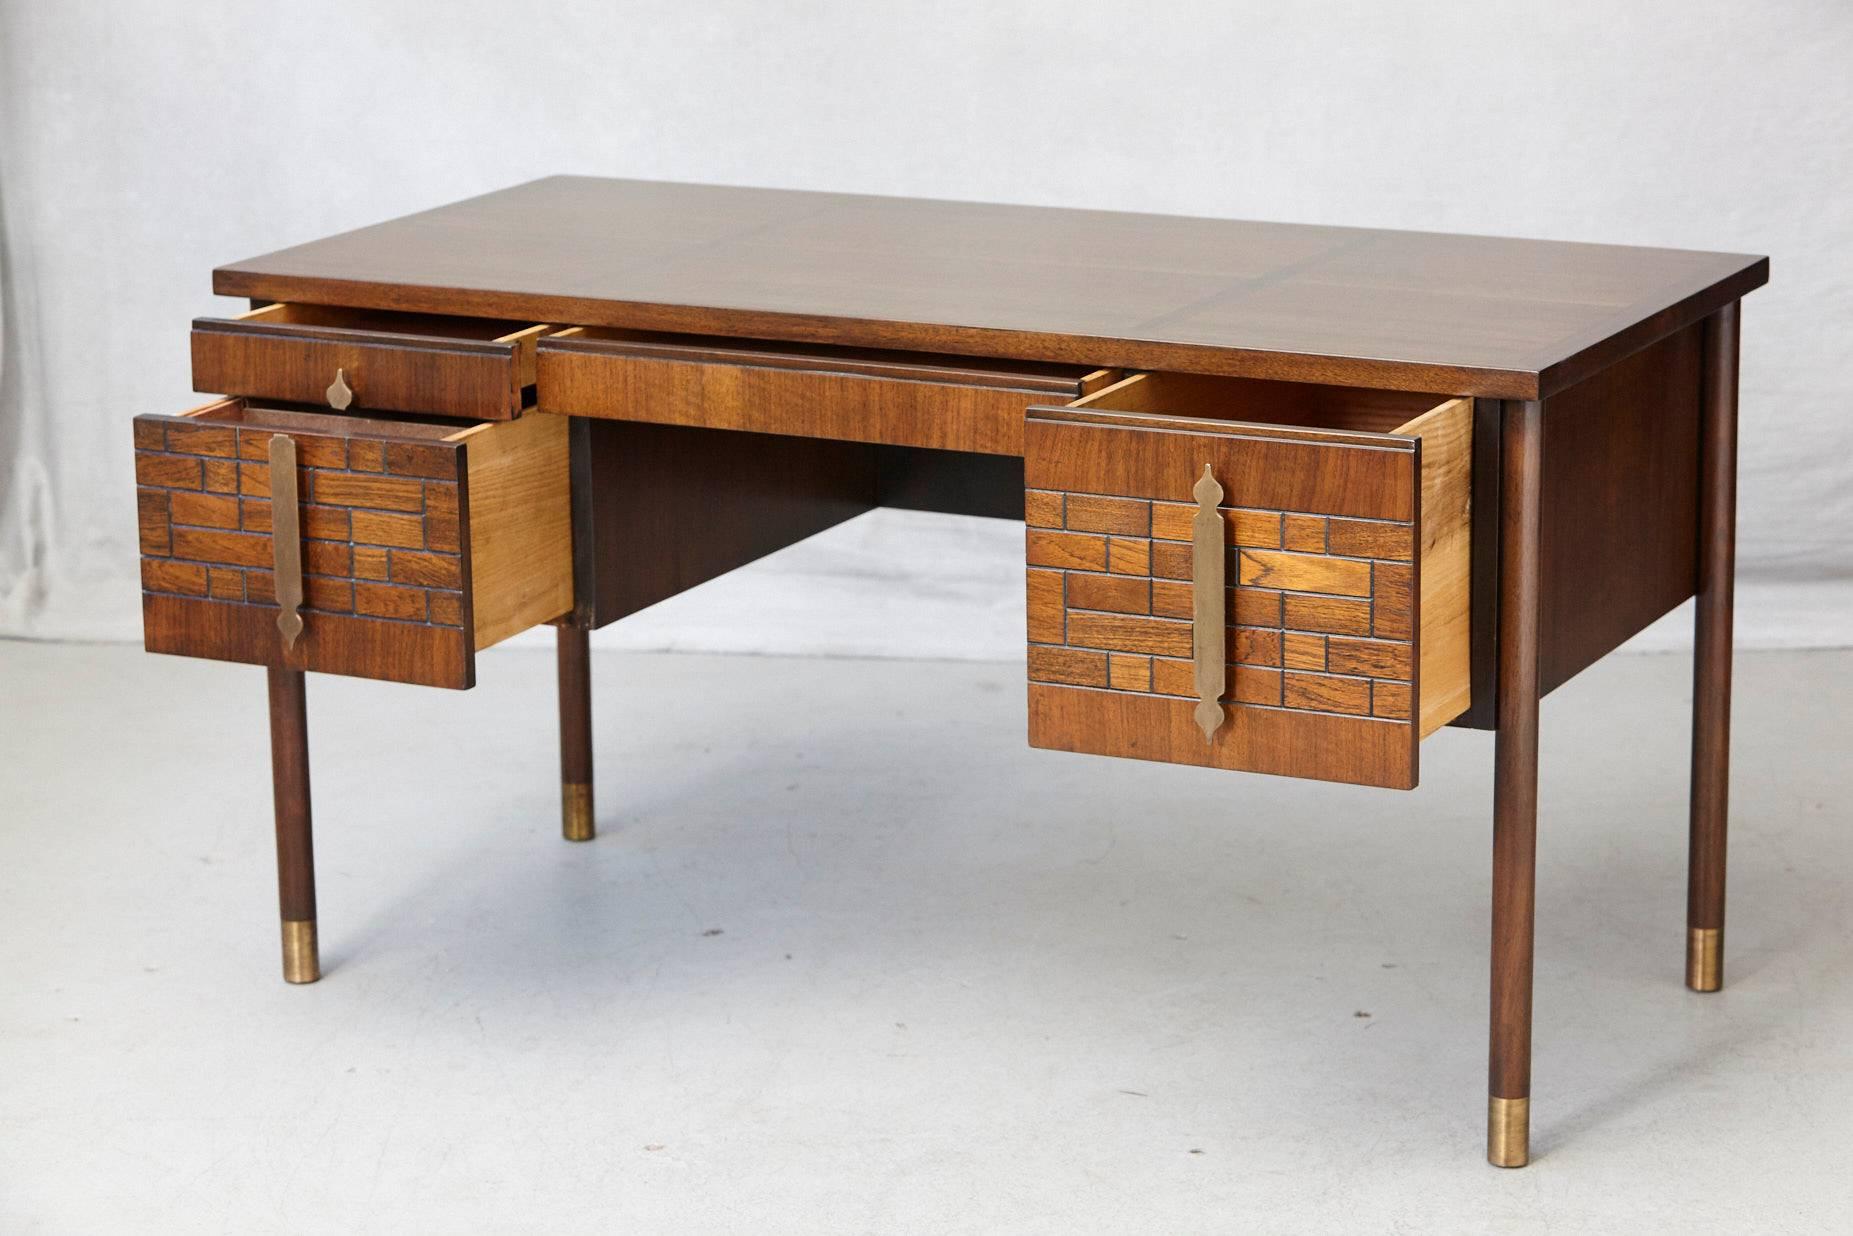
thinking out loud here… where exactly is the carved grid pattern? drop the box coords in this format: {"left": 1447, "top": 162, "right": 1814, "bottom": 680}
{"left": 1025, "top": 488, "right": 1415, "bottom": 721}
{"left": 133, "top": 418, "right": 466, "bottom": 629}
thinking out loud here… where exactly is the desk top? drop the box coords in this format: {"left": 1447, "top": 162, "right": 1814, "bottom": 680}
{"left": 215, "top": 176, "right": 1765, "bottom": 400}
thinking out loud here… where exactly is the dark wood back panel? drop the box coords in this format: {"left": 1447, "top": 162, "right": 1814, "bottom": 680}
{"left": 580, "top": 419, "right": 875, "bottom": 627}
{"left": 874, "top": 447, "right": 1025, "bottom": 520}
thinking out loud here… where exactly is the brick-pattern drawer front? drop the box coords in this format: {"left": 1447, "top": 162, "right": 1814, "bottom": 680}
{"left": 1028, "top": 492, "right": 1415, "bottom": 720}
{"left": 1024, "top": 408, "right": 1424, "bottom": 789}
{"left": 134, "top": 404, "right": 477, "bottom": 688}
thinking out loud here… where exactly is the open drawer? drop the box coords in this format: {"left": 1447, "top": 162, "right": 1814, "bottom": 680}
{"left": 537, "top": 327, "right": 1118, "bottom": 454}
{"left": 133, "top": 399, "right": 572, "bottom": 688}
{"left": 1024, "top": 373, "right": 1472, "bottom": 789}
{"left": 192, "top": 304, "right": 552, "bottom": 420}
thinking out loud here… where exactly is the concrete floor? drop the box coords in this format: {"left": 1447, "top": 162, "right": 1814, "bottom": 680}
{"left": 2, "top": 640, "right": 1850, "bottom": 1234}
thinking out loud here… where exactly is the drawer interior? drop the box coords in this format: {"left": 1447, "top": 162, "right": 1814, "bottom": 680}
{"left": 175, "top": 398, "right": 476, "bottom": 440}
{"left": 232, "top": 302, "right": 550, "bottom": 351}
{"left": 1067, "top": 371, "right": 1454, "bottom": 436}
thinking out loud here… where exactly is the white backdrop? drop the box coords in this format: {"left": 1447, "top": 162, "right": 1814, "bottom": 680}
{"left": 3, "top": 1, "right": 1849, "bottom": 655}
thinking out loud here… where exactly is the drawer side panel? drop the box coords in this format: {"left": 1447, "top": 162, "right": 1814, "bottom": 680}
{"left": 460, "top": 413, "right": 574, "bottom": 649}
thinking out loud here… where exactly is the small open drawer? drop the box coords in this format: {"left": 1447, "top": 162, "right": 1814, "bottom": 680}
{"left": 537, "top": 327, "right": 1118, "bottom": 454}
{"left": 191, "top": 304, "right": 553, "bottom": 420}
{"left": 1024, "top": 373, "right": 1472, "bottom": 789}
{"left": 133, "top": 399, "right": 572, "bottom": 688}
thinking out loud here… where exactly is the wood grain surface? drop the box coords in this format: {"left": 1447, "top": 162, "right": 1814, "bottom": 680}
{"left": 192, "top": 303, "right": 545, "bottom": 420}
{"left": 1536, "top": 323, "right": 1704, "bottom": 694}
{"left": 538, "top": 328, "right": 1108, "bottom": 454}
{"left": 213, "top": 176, "right": 1766, "bottom": 399}
{"left": 135, "top": 399, "right": 570, "bottom": 686}
{"left": 1689, "top": 303, "right": 1739, "bottom": 979}
{"left": 1022, "top": 380, "right": 1474, "bottom": 789}
{"left": 576, "top": 419, "right": 875, "bottom": 627}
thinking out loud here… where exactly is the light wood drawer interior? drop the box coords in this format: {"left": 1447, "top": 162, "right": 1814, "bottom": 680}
{"left": 133, "top": 399, "right": 572, "bottom": 688}
{"left": 537, "top": 327, "right": 1118, "bottom": 454}
{"left": 1024, "top": 372, "right": 1472, "bottom": 789}
{"left": 191, "top": 304, "right": 553, "bottom": 420}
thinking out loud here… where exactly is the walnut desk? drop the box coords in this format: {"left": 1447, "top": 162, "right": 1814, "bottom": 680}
{"left": 132, "top": 176, "right": 1766, "bottom": 1167}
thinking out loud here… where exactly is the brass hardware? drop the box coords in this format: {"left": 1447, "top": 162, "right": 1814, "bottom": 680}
{"left": 562, "top": 782, "right": 595, "bottom": 842}
{"left": 281, "top": 919, "right": 320, "bottom": 984}
{"left": 1191, "top": 464, "right": 1227, "bottom": 741}
{"left": 1687, "top": 926, "right": 1723, "bottom": 992}
{"left": 326, "top": 367, "right": 353, "bottom": 411}
{"left": 269, "top": 435, "right": 304, "bottom": 651}
{"left": 1487, "top": 1096, "right": 1530, "bottom": 1167}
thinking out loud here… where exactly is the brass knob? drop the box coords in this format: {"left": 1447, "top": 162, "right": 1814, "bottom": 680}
{"left": 326, "top": 368, "right": 353, "bottom": 411}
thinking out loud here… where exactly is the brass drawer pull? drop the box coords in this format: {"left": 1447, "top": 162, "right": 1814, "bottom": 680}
{"left": 1192, "top": 464, "right": 1226, "bottom": 741}
{"left": 269, "top": 434, "right": 304, "bottom": 651}
{"left": 326, "top": 367, "right": 354, "bottom": 411}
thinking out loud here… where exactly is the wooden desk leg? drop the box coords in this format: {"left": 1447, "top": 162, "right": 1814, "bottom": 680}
{"left": 267, "top": 666, "right": 320, "bottom": 984}
{"left": 1489, "top": 398, "right": 1543, "bottom": 1167}
{"left": 1688, "top": 301, "right": 1740, "bottom": 992}
{"left": 557, "top": 625, "right": 596, "bottom": 842}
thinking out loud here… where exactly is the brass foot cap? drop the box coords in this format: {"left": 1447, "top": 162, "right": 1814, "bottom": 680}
{"left": 1487, "top": 1096, "right": 1529, "bottom": 1168}
{"left": 1687, "top": 926, "right": 1723, "bottom": 992}
{"left": 562, "top": 782, "right": 595, "bottom": 842}
{"left": 281, "top": 919, "right": 321, "bottom": 984}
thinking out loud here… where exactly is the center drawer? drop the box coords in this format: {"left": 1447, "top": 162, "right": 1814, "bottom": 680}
{"left": 536, "top": 327, "right": 1117, "bottom": 454}
{"left": 1024, "top": 373, "right": 1473, "bottom": 790}
{"left": 192, "top": 303, "right": 551, "bottom": 420}
{"left": 133, "top": 399, "right": 572, "bottom": 688}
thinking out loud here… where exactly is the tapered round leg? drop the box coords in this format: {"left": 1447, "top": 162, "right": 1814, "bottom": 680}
{"left": 1688, "top": 302, "right": 1738, "bottom": 994}
{"left": 557, "top": 625, "right": 595, "bottom": 842}
{"left": 1488, "top": 399, "right": 1543, "bottom": 1167}
{"left": 268, "top": 666, "right": 320, "bottom": 984}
